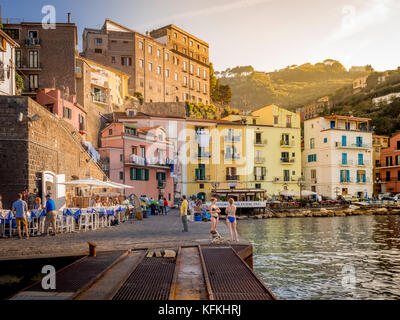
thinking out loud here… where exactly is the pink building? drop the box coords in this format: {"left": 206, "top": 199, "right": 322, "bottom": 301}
{"left": 99, "top": 122, "right": 175, "bottom": 205}
{"left": 36, "top": 89, "right": 87, "bottom": 136}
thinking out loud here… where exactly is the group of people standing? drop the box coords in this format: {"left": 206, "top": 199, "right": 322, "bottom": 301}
{"left": 179, "top": 195, "right": 239, "bottom": 242}
{"left": 7, "top": 193, "right": 57, "bottom": 239}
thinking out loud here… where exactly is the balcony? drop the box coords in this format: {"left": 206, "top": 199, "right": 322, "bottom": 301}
{"left": 356, "top": 178, "right": 370, "bottom": 184}
{"left": 273, "top": 177, "right": 298, "bottom": 183}
{"left": 255, "top": 157, "right": 265, "bottom": 164}
{"left": 340, "top": 160, "right": 354, "bottom": 166}
{"left": 254, "top": 176, "right": 265, "bottom": 181}
{"left": 335, "top": 142, "right": 372, "bottom": 149}
{"left": 157, "top": 181, "right": 166, "bottom": 189}
{"left": 226, "top": 175, "right": 240, "bottom": 181}
{"left": 224, "top": 153, "right": 240, "bottom": 160}
{"left": 280, "top": 140, "right": 295, "bottom": 147}
{"left": 18, "top": 63, "right": 42, "bottom": 71}
{"left": 280, "top": 158, "right": 295, "bottom": 164}
{"left": 129, "top": 154, "right": 170, "bottom": 168}
{"left": 340, "top": 179, "right": 353, "bottom": 184}
{"left": 197, "top": 152, "right": 211, "bottom": 159}
{"left": 254, "top": 139, "right": 267, "bottom": 146}
{"left": 224, "top": 135, "right": 241, "bottom": 142}
{"left": 357, "top": 160, "right": 371, "bottom": 166}
{"left": 25, "top": 37, "right": 40, "bottom": 47}
{"left": 93, "top": 92, "right": 107, "bottom": 104}
{"left": 310, "top": 178, "right": 317, "bottom": 184}
{"left": 195, "top": 174, "right": 210, "bottom": 181}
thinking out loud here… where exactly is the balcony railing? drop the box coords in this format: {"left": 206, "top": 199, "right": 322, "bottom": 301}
{"left": 225, "top": 153, "right": 240, "bottom": 160}
{"left": 226, "top": 175, "right": 239, "bottom": 181}
{"left": 129, "top": 154, "right": 169, "bottom": 167}
{"left": 254, "top": 176, "right": 265, "bottom": 181}
{"left": 273, "top": 177, "right": 297, "bottom": 183}
{"left": 254, "top": 139, "right": 267, "bottom": 145}
{"left": 335, "top": 142, "right": 372, "bottom": 149}
{"left": 280, "top": 140, "right": 295, "bottom": 147}
{"left": 280, "top": 158, "right": 295, "bottom": 164}
{"left": 195, "top": 174, "right": 210, "bottom": 181}
{"left": 25, "top": 37, "right": 40, "bottom": 47}
{"left": 357, "top": 160, "right": 371, "bottom": 166}
{"left": 339, "top": 179, "right": 353, "bottom": 184}
{"left": 340, "top": 160, "right": 354, "bottom": 166}
{"left": 197, "top": 152, "right": 211, "bottom": 159}
{"left": 93, "top": 92, "right": 107, "bottom": 104}
{"left": 255, "top": 157, "right": 265, "bottom": 164}
{"left": 224, "top": 135, "right": 241, "bottom": 142}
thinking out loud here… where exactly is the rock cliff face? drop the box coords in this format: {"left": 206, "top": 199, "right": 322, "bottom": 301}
{"left": 0, "top": 96, "right": 106, "bottom": 208}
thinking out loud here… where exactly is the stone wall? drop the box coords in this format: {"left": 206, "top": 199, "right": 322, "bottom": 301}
{"left": 0, "top": 96, "right": 107, "bottom": 208}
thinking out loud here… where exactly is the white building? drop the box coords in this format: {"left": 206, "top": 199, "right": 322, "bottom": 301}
{"left": 0, "top": 29, "right": 19, "bottom": 95}
{"left": 303, "top": 115, "right": 373, "bottom": 199}
{"left": 372, "top": 92, "right": 400, "bottom": 106}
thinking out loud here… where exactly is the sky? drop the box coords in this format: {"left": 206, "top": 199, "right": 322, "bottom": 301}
{"left": 2, "top": 0, "right": 400, "bottom": 72}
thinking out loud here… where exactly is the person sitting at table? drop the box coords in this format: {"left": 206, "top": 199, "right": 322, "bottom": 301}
{"left": 12, "top": 193, "right": 29, "bottom": 240}
{"left": 33, "top": 197, "right": 43, "bottom": 210}
{"left": 89, "top": 194, "right": 96, "bottom": 207}
{"left": 94, "top": 197, "right": 102, "bottom": 208}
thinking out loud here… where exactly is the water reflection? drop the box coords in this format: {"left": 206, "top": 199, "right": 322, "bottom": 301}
{"left": 237, "top": 215, "right": 400, "bottom": 300}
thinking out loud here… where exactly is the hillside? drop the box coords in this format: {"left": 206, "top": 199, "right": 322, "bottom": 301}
{"left": 217, "top": 60, "right": 370, "bottom": 110}
{"left": 327, "top": 67, "right": 400, "bottom": 136}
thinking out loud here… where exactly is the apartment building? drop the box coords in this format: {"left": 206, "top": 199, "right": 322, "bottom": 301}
{"left": 352, "top": 75, "right": 369, "bottom": 93}
{"left": 303, "top": 115, "right": 373, "bottom": 199}
{"left": 3, "top": 19, "right": 77, "bottom": 97}
{"left": 301, "top": 96, "right": 332, "bottom": 121}
{"left": 99, "top": 122, "right": 175, "bottom": 204}
{"left": 372, "top": 135, "right": 389, "bottom": 195}
{"left": 224, "top": 105, "right": 302, "bottom": 197}
{"left": 380, "top": 132, "right": 400, "bottom": 195}
{"left": 82, "top": 19, "right": 210, "bottom": 104}
{"left": 0, "top": 29, "right": 19, "bottom": 95}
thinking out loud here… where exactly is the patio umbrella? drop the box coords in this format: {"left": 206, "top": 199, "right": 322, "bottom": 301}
{"left": 300, "top": 190, "right": 317, "bottom": 197}
{"left": 106, "top": 181, "right": 134, "bottom": 189}
{"left": 279, "top": 190, "right": 300, "bottom": 197}
{"left": 62, "top": 177, "right": 115, "bottom": 187}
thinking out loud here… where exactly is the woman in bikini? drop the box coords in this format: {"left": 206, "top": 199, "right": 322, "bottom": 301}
{"left": 209, "top": 198, "right": 221, "bottom": 232}
{"left": 226, "top": 198, "right": 238, "bottom": 242}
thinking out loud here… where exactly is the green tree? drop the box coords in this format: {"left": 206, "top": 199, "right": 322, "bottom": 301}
{"left": 15, "top": 72, "right": 24, "bottom": 94}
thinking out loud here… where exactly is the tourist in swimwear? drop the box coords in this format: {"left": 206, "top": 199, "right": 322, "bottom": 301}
{"left": 209, "top": 198, "right": 221, "bottom": 232}
{"left": 226, "top": 198, "right": 239, "bottom": 242}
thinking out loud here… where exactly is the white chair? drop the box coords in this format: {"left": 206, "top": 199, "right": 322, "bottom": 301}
{"left": 78, "top": 213, "right": 93, "bottom": 231}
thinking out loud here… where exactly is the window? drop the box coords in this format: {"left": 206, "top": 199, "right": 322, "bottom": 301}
{"left": 165, "top": 69, "right": 169, "bottom": 78}
{"left": 342, "top": 135, "right": 347, "bottom": 147}
{"left": 311, "top": 169, "right": 316, "bottom": 179}
{"left": 120, "top": 154, "right": 123, "bottom": 162}
{"left": 140, "top": 146, "right": 146, "bottom": 158}
{"left": 148, "top": 62, "right": 152, "bottom": 71}
{"left": 130, "top": 168, "right": 149, "bottom": 181}
{"left": 358, "top": 154, "right": 364, "bottom": 165}
{"left": 29, "top": 50, "right": 39, "bottom": 68}
{"left": 157, "top": 49, "right": 160, "bottom": 57}
{"left": 398, "top": 170, "right": 400, "bottom": 181}
{"left": 28, "top": 30, "right": 38, "bottom": 39}
{"left": 308, "top": 154, "right": 317, "bottom": 162}
{"left": 148, "top": 45, "right": 152, "bottom": 54}
{"left": 183, "top": 61, "right": 187, "bottom": 71}
{"left": 190, "top": 40, "right": 193, "bottom": 46}
{"left": 342, "top": 153, "right": 347, "bottom": 165}
{"left": 157, "top": 66, "right": 161, "bottom": 74}
{"left": 356, "top": 136, "right": 363, "bottom": 147}
{"left": 397, "top": 140, "right": 400, "bottom": 150}
{"left": 197, "top": 67, "right": 200, "bottom": 77}
{"left": 323, "top": 137, "right": 327, "bottom": 143}
{"left": 109, "top": 129, "right": 113, "bottom": 135}
{"left": 203, "top": 47, "right": 206, "bottom": 53}
{"left": 310, "top": 138, "right": 315, "bottom": 149}
{"left": 283, "top": 170, "right": 290, "bottom": 181}
{"left": 63, "top": 107, "right": 72, "bottom": 119}
{"left": 3, "top": 28, "right": 19, "bottom": 40}
{"left": 190, "top": 79, "right": 194, "bottom": 89}
{"left": 95, "top": 38, "right": 102, "bottom": 44}
{"left": 111, "top": 56, "right": 116, "bottom": 64}
{"left": 174, "top": 32, "right": 177, "bottom": 38}
{"left": 165, "top": 53, "right": 169, "bottom": 61}
{"left": 330, "top": 120, "right": 336, "bottom": 129}
{"left": 139, "top": 41, "right": 144, "bottom": 50}
{"left": 94, "top": 48, "right": 102, "bottom": 53}
{"left": 121, "top": 57, "right": 132, "bottom": 66}
{"left": 286, "top": 115, "right": 292, "bottom": 128}
{"left": 386, "top": 171, "right": 391, "bottom": 182}
{"left": 203, "top": 70, "right": 207, "bottom": 79}
{"left": 132, "top": 146, "right": 137, "bottom": 155}
{"left": 183, "top": 37, "right": 187, "bottom": 43}
{"left": 340, "top": 170, "right": 350, "bottom": 182}
{"left": 274, "top": 116, "right": 279, "bottom": 125}
{"left": 386, "top": 156, "right": 393, "bottom": 166}
{"left": 139, "top": 59, "right": 144, "bottom": 68}
{"left": 15, "top": 50, "right": 22, "bottom": 68}
{"left": 190, "top": 64, "right": 194, "bottom": 74}
{"left": 119, "top": 172, "right": 124, "bottom": 180}
{"left": 183, "top": 76, "right": 188, "bottom": 86}
{"left": 204, "top": 84, "right": 207, "bottom": 93}
{"left": 29, "top": 74, "right": 39, "bottom": 91}
{"left": 174, "top": 72, "right": 178, "bottom": 81}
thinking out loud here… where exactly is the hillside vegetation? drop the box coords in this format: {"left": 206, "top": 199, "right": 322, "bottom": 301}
{"left": 217, "top": 60, "right": 369, "bottom": 110}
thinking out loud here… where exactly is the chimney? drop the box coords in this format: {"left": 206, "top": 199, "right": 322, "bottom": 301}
{"left": 67, "top": 12, "right": 71, "bottom": 24}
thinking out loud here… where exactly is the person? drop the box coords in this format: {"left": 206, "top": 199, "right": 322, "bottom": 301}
{"left": 226, "top": 198, "right": 239, "bottom": 242}
{"left": 11, "top": 193, "right": 29, "bottom": 239}
{"left": 163, "top": 198, "right": 168, "bottom": 215}
{"left": 33, "top": 197, "right": 43, "bottom": 209}
{"left": 180, "top": 195, "right": 189, "bottom": 232}
{"left": 209, "top": 198, "right": 221, "bottom": 232}
{"left": 159, "top": 197, "right": 164, "bottom": 215}
{"left": 149, "top": 197, "right": 156, "bottom": 216}
{"left": 0, "top": 194, "right": 3, "bottom": 210}
{"left": 89, "top": 194, "right": 96, "bottom": 207}
{"left": 188, "top": 198, "right": 195, "bottom": 217}
{"left": 43, "top": 194, "right": 57, "bottom": 236}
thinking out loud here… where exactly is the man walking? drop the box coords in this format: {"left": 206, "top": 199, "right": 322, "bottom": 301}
{"left": 44, "top": 194, "right": 57, "bottom": 236}
{"left": 12, "top": 193, "right": 29, "bottom": 239}
{"left": 180, "top": 195, "right": 188, "bottom": 232}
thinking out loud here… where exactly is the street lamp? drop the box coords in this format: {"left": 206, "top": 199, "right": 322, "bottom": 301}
{"left": 297, "top": 176, "right": 306, "bottom": 203}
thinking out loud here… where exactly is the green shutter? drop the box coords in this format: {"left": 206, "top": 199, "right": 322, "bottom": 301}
{"left": 136, "top": 168, "right": 142, "bottom": 181}
{"left": 145, "top": 169, "right": 149, "bottom": 181}
{"left": 130, "top": 168, "right": 135, "bottom": 180}
{"left": 195, "top": 169, "right": 199, "bottom": 180}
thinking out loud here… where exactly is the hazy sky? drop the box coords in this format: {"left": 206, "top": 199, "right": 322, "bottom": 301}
{"left": 2, "top": 0, "right": 400, "bottom": 72}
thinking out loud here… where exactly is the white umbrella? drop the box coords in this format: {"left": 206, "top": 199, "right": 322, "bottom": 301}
{"left": 62, "top": 177, "right": 114, "bottom": 187}
{"left": 279, "top": 190, "right": 300, "bottom": 197}
{"left": 106, "top": 181, "right": 134, "bottom": 189}
{"left": 300, "top": 190, "right": 317, "bottom": 197}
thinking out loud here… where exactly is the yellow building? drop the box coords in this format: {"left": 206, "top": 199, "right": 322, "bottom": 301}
{"left": 183, "top": 119, "right": 246, "bottom": 201}
{"left": 224, "top": 104, "right": 302, "bottom": 197}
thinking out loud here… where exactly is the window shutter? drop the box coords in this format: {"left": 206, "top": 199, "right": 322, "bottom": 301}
{"left": 136, "top": 168, "right": 142, "bottom": 181}
{"left": 129, "top": 57, "right": 132, "bottom": 66}
{"left": 346, "top": 170, "right": 350, "bottom": 182}
{"left": 195, "top": 169, "right": 199, "bottom": 180}
{"left": 130, "top": 168, "right": 134, "bottom": 180}
{"left": 262, "top": 167, "right": 267, "bottom": 176}
{"left": 121, "top": 57, "right": 124, "bottom": 65}
{"left": 253, "top": 167, "right": 257, "bottom": 176}
{"left": 145, "top": 169, "right": 149, "bottom": 181}
{"left": 340, "top": 170, "right": 343, "bottom": 183}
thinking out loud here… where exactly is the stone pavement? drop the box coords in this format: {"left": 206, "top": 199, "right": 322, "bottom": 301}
{"left": 0, "top": 209, "right": 246, "bottom": 260}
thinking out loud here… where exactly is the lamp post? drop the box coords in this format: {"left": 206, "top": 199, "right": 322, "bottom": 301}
{"left": 297, "top": 176, "right": 306, "bottom": 204}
